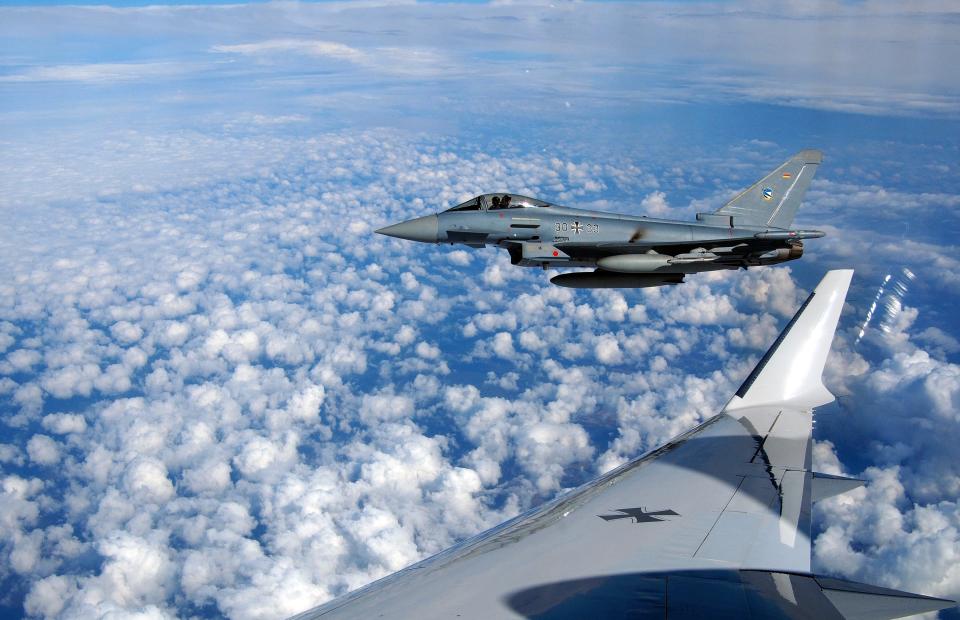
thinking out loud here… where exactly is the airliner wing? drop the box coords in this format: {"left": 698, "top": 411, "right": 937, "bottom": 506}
{"left": 291, "top": 270, "right": 954, "bottom": 620}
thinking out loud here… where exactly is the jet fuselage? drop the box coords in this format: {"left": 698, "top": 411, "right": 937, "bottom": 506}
{"left": 376, "top": 150, "right": 826, "bottom": 288}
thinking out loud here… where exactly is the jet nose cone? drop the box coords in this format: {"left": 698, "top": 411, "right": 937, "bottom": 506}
{"left": 375, "top": 214, "right": 439, "bottom": 243}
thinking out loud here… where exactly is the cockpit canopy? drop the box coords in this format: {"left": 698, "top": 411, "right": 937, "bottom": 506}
{"left": 444, "top": 193, "right": 551, "bottom": 213}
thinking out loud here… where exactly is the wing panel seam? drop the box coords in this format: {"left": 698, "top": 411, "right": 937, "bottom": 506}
{"left": 694, "top": 475, "right": 746, "bottom": 558}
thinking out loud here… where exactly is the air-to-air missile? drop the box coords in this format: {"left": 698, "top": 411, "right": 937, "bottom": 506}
{"left": 376, "top": 150, "right": 825, "bottom": 288}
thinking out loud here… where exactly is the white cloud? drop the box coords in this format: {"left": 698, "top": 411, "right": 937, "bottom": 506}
{"left": 288, "top": 385, "right": 325, "bottom": 422}
{"left": 815, "top": 465, "right": 960, "bottom": 601}
{"left": 182, "top": 459, "right": 231, "bottom": 496}
{"left": 2, "top": 349, "right": 42, "bottom": 373}
{"left": 211, "top": 38, "right": 445, "bottom": 77}
{"left": 594, "top": 334, "right": 623, "bottom": 365}
{"left": 491, "top": 332, "right": 515, "bottom": 359}
{"left": 212, "top": 40, "right": 366, "bottom": 63}
{"left": 123, "top": 458, "right": 175, "bottom": 505}
{"left": 92, "top": 532, "right": 176, "bottom": 610}
{"left": 486, "top": 370, "right": 519, "bottom": 391}
{"left": 445, "top": 250, "right": 470, "bottom": 267}
{"left": 0, "top": 443, "right": 24, "bottom": 465}
{"left": 26, "top": 435, "right": 60, "bottom": 466}
{"left": 639, "top": 190, "right": 671, "bottom": 217}
{"left": 517, "top": 421, "right": 593, "bottom": 494}
{"left": 395, "top": 325, "right": 417, "bottom": 346}
{"left": 415, "top": 341, "right": 441, "bottom": 360}
{"left": 0, "top": 61, "right": 190, "bottom": 83}
{"left": 359, "top": 393, "right": 415, "bottom": 425}
{"left": 24, "top": 575, "right": 75, "bottom": 619}
{"left": 110, "top": 321, "right": 144, "bottom": 344}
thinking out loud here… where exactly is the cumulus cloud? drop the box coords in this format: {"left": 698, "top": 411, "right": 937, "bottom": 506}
{"left": 594, "top": 334, "right": 623, "bottom": 365}
{"left": 491, "top": 332, "right": 516, "bottom": 359}
{"left": 639, "top": 190, "right": 671, "bottom": 217}
{"left": 447, "top": 250, "right": 471, "bottom": 267}
{"left": 123, "top": 458, "right": 175, "bottom": 504}
{"left": 26, "top": 435, "right": 59, "bottom": 466}
{"left": 814, "top": 463, "right": 960, "bottom": 602}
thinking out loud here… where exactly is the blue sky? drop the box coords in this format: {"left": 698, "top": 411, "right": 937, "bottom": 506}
{"left": 1, "top": 1, "right": 959, "bottom": 618}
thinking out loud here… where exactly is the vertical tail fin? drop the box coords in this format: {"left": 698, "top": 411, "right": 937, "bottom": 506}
{"left": 716, "top": 149, "right": 822, "bottom": 229}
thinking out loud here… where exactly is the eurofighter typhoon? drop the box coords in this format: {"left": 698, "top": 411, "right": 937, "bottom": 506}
{"left": 377, "top": 150, "right": 825, "bottom": 288}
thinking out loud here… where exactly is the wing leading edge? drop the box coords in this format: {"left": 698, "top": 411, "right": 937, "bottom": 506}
{"left": 291, "top": 270, "right": 955, "bottom": 620}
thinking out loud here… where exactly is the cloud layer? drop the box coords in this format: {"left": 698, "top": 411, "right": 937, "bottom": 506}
{"left": 0, "top": 126, "right": 957, "bottom": 618}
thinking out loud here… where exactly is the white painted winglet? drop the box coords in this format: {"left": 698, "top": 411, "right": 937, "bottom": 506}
{"left": 725, "top": 269, "right": 853, "bottom": 412}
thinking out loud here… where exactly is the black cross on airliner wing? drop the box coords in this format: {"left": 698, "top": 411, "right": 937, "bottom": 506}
{"left": 597, "top": 508, "right": 680, "bottom": 523}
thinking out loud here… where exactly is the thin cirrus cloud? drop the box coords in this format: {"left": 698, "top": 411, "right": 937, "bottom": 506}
{"left": 211, "top": 39, "right": 368, "bottom": 63}
{"left": 211, "top": 38, "right": 447, "bottom": 77}
{"left": 0, "top": 61, "right": 192, "bottom": 83}
{"left": 0, "top": 2, "right": 957, "bottom": 117}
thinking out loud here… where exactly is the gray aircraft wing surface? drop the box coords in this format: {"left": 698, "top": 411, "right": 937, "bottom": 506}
{"left": 291, "top": 270, "right": 955, "bottom": 620}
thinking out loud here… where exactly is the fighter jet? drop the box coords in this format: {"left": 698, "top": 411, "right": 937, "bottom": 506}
{"left": 377, "top": 150, "right": 825, "bottom": 288}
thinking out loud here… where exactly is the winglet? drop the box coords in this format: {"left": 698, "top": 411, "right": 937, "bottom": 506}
{"left": 725, "top": 270, "right": 853, "bottom": 412}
